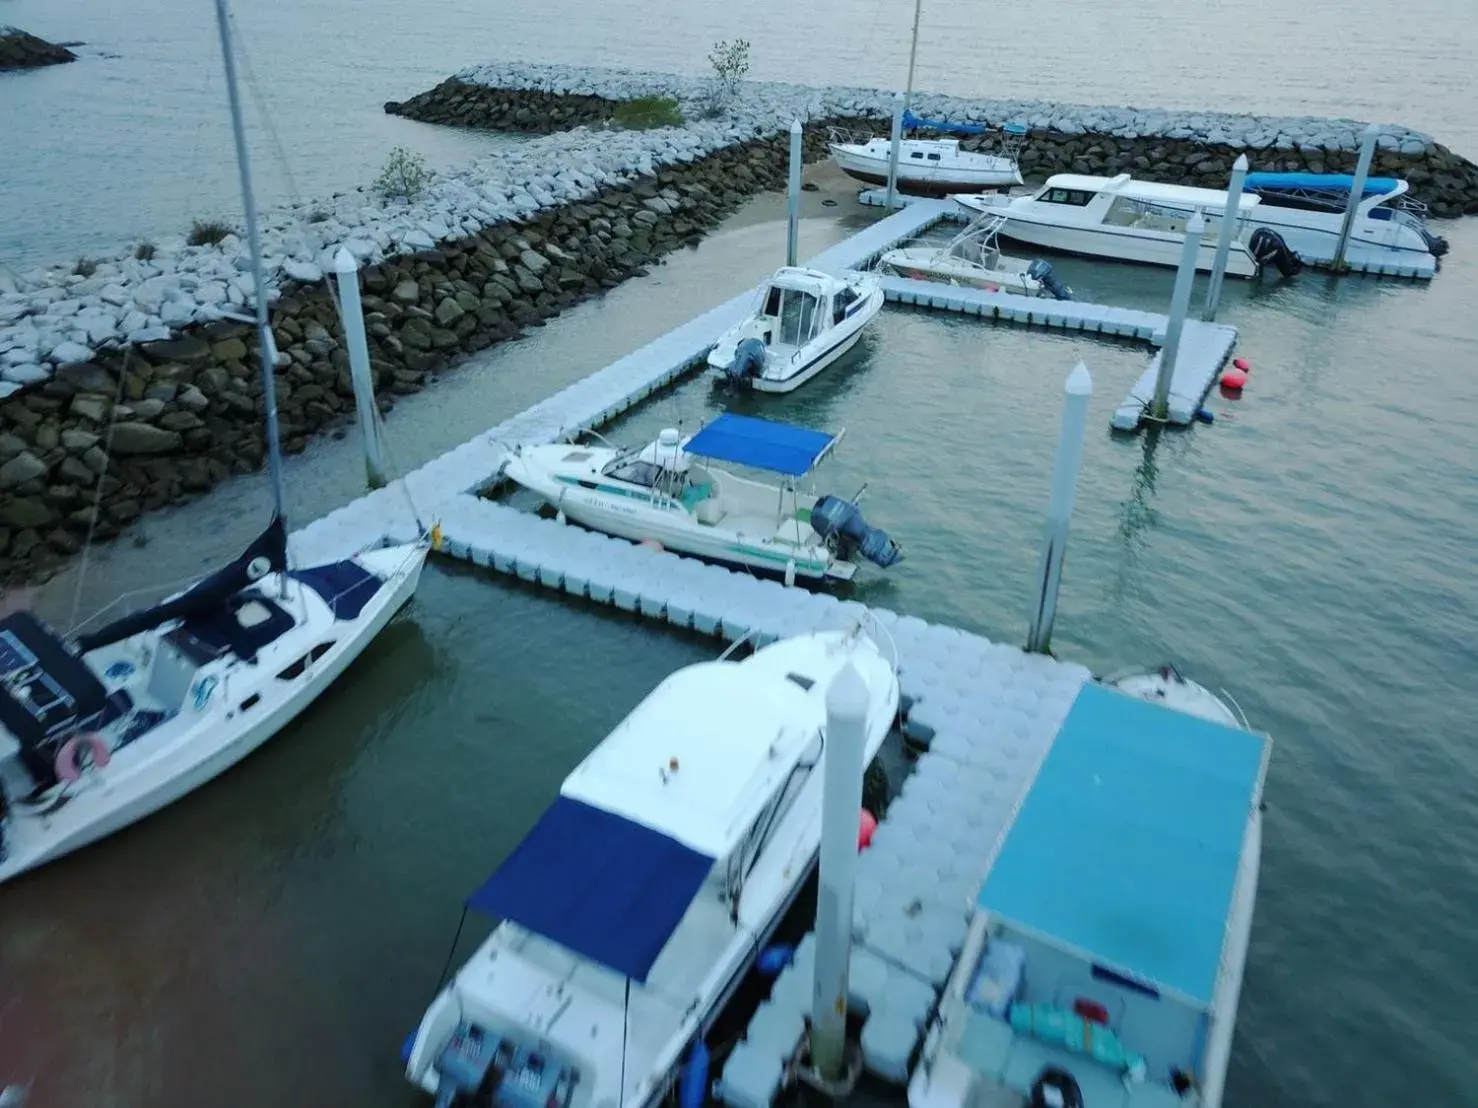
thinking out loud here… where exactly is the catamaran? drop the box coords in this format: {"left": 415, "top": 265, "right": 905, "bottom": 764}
{"left": 908, "top": 681, "right": 1269, "bottom": 1108}
{"left": 707, "top": 267, "right": 884, "bottom": 393}
{"left": 403, "top": 624, "right": 901, "bottom": 1108}
{"left": 498, "top": 413, "right": 902, "bottom": 583}
{"left": 0, "top": 0, "right": 430, "bottom": 886}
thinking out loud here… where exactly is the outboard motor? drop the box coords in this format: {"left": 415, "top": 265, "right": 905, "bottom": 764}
{"left": 1420, "top": 226, "right": 1449, "bottom": 258}
{"left": 723, "top": 337, "right": 767, "bottom": 384}
{"left": 1247, "top": 227, "right": 1302, "bottom": 278}
{"left": 810, "top": 495, "right": 903, "bottom": 568}
{"left": 1026, "top": 259, "right": 1073, "bottom": 301}
{"left": 1027, "top": 1065, "right": 1085, "bottom": 1108}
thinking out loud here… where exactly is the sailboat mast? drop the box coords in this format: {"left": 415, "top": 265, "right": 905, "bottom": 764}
{"left": 903, "top": 0, "right": 923, "bottom": 111}
{"left": 212, "top": 0, "right": 286, "bottom": 525}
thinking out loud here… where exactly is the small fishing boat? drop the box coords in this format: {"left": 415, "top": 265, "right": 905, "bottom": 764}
{"left": 879, "top": 211, "right": 1074, "bottom": 299}
{"left": 403, "top": 624, "right": 901, "bottom": 1108}
{"left": 707, "top": 267, "right": 884, "bottom": 393}
{"left": 0, "top": 0, "right": 431, "bottom": 887}
{"left": 498, "top": 413, "right": 902, "bottom": 583}
{"left": 908, "top": 681, "right": 1269, "bottom": 1108}
{"left": 1106, "top": 663, "right": 1249, "bottom": 729}
{"left": 955, "top": 175, "right": 1290, "bottom": 278}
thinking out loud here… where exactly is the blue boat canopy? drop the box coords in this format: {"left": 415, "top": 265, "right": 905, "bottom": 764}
{"left": 466, "top": 796, "right": 715, "bottom": 983}
{"left": 976, "top": 683, "right": 1269, "bottom": 1007}
{"left": 903, "top": 109, "right": 990, "bottom": 136}
{"left": 1243, "top": 171, "right": 1400, "bottom": 196}
{"left": 683, "top": 412, "right": 841, "bottom": 477}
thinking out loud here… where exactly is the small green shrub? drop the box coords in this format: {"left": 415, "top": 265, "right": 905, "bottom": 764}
{"left": 187, "top": 219, "right": 233, "bottom": 247}
{"left": 612, "top": 95, "right": 685, "bottom": 130}
{"left": 134, "top": 242, "right": 157, "bottom": 261}
{"left": 708, "top": 38, "right": 751, "bottom": 106}
{"left": 375, "top": 147, "right": 432, "bottom": 201}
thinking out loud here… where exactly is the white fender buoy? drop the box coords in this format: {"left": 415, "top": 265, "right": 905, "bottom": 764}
{"left": 555, "top": 509, "right": 566, "bottom": 525}
{"left": 55, "top": 732, "right": 112, "bottom": 783}
{"left": 784, "top": 559, "right": 797, "bottom": 588}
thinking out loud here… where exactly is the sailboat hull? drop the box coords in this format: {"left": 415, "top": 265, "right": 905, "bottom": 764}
{"left": 0, "top": 541, "right": 429, "bottom": 884}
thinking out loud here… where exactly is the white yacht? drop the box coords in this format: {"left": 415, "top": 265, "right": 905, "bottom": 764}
{"left": 1240, "top": 171, "right": 1447, "bottom": 260}
{"left": 908, "top": 682, "right": 1269, "bottom": 1108}
{"left": 404, "top": 625, "right": 901, "bottom": 1108}
{"left": 955, "top": 175, "right": 1275, "bottom": 277}
{"left": 830, "top": 136, "right": 1023, "bottom": 195}
{"left": 879, "top": 211, "right": 1074, "bottom": 299}
{"left": 498, "top": 413, "right": 902, "bottom": 584}
{"left": 707, "top": 267, "right": 884, "bottom": 393}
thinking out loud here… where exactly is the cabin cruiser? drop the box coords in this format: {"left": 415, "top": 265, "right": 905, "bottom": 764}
{"left": 498, "top": 413, "right": 903, "bottom": 584}
{"left": 908, "top": 682, "right": 1269, "bottom": 1108}
{"left": 404, "top": 625, "right": 901, "bottom": 1108}
{"left": 1240, "top": 171, "right": 1448, "bottom": 260}
{"left": 0, "top": 525, "right": 427, "bottom": 884}
{"left": 880, "top": 211, "right": 1074, "bottom": 299}
{"left": 955, "top": 175, "right": 1285, "bottom": 277}
{"left": 830, "top": 136, "right": 1023, "bottom": 195}
{"left": 707, "top": 267, "right": 884, "bottom": 393}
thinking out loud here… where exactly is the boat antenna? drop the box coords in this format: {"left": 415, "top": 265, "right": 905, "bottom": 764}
{"left": 213, "top": 0, "right": 287, "bottom": 528}
{"left": 903, "top": 0, "right": 923, "bottom": 112}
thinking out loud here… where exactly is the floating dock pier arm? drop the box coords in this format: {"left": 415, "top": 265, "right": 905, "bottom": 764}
{"left": 886, "top": 94, "right": 904, "bottom": 210}
{"left": 333, "top": 247, "right": 388, "bottom": 489}
{"left": 787, "top": 120, "right": 803, "bottom": 267}
{"left": 1026, "top": 363, "right": 1092, "bottom": 655}
{"left": 810, "top": 661, "right": 869, "bottom": 1080}
{"left": 1203, "top": 154, "right": 1248, "bottom": 322}
{"left": 1333, "top": 123, "right": 1380, "bottom": 271}
{"left": 1152, "top": 211, "right": 1204, "bottom": 421}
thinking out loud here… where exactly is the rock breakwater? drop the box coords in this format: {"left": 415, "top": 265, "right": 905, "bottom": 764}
{"left": 0, "top": 27, "right": 76, "bottom": 70}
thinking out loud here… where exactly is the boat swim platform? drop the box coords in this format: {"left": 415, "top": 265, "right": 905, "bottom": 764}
{"left": 857, "top": 187, "right": 1436, "bottom": 279}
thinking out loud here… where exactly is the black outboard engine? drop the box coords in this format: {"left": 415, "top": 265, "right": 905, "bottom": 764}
{"left": 723, "top": 337, "right": 767, "bottom": 384}
{"left": 1026, "top": 259, "right": 1074, "bottom": 301}
{"left": 1027, "top": 1065, "right": 1085, "bottom": 1108}
{"left": 1420, "top": 226, "right": 1449, "bottom": 258}
{"left": 810, "top": 495, "right": 903, "bottom": 568}
{"left": 1247, "top": 227, "right": 1302, "bottom": 278}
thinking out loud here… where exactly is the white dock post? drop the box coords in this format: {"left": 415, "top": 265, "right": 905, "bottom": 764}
{"left": 1333, "top": 123, "right": 1380, "bottom": 271}
{"left": 333, "top": 246, "right": 387, "bottom": 489}
{"left": 810, "top": 661, "right": 869, "bottom": 1081}
{"left": 885, "top": 93, "right": 905, "bottom": 210}
{"left": 1203, "top": 154, "right": 1248, "bottom": 322}
{"left": 1152, "top": 211, "right": 1204, "bottom": 422}
{"left": 1026, "top": 363, "right": 1092, "bottom": 655}
{"left": 787, "top": 119, "right": 803, "bottom": 267}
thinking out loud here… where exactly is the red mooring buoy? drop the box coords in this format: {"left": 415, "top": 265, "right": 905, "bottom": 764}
{"left": 1232, "top": 356, "right": 1251, "bottom": 372}
{"left": 1220, "top": 367, "right": 1248, "bottom": 391}
{"left": 858, "top": 808, "right": 878, "bottom": 851}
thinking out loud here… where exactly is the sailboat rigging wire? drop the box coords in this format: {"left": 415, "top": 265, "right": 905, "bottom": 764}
{"left": 65, "top": 348, "right": 135, "bottom": 635}
{"left": 231, "top": 20, "right": 306, "bottom": 210}
{"left": 619, "top": 977, "right": 631, "bottom": 1108}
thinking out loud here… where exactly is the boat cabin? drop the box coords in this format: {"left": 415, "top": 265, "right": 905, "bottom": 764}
{"left": 925, "top": 683, "right": 1269, "bottom": 1106}
{"left": 1025, "top": 173, "right": 1264, "bottom": 240}
{"left": 753, "top": 267, "right": 865, "bottom": 354}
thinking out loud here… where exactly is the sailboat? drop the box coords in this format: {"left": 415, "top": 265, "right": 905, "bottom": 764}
{"left": 828, "top": 0, "right": 1024, "bottom": 196}
{"left": 0, "top": 0, "right": 431, "bottom": 886}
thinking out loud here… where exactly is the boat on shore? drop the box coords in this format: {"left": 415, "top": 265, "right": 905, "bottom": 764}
{"left": 908, "top": 681, "right": 1269, "bottom": 1108}
{"left": 829, "top": 134, "right": 1023, "bottom": 196}
{"left": 707, "top": 266, "right": 884, "bottom": 393}
{"left": 403, "top": 625, "right": 901, "bottom": 1108}
{"left": 879, "top": 211, "right": 1074, "bottom": 299}
{"left": 498, "top": 413, "right": 903, "bottom": 584}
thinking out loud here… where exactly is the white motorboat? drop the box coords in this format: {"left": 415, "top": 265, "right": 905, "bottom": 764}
{"left": 707, "top": 267, "right": 884, "bottom": 393}
{"left": 0, "top": 0, "right": 431, "bottom": 886}
{"left": 879, "top": 211, "right": 1074, "bottom": 299}
{"left": 403, "top": 625, "right": 901, "bottom": 1108}
{"left": 1240, "top": 171, "right": 1448, "bottom": 260}
{"left": 498, "top": 412, "right": 903, "bottom": 583}
{"left": 830, "top": 135, "right": 1023, "bottom": 195}
{"left": 1106, "top": 662, "right": 1249, "bottom": 729}
{"left": 908, "top": 681, "right": 1269, "bottom": 1108}
{"left": 955, "top": 174, "right": 1281, "bottom": 278}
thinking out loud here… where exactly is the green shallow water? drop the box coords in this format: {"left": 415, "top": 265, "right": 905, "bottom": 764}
{"left": 3, "top": 201, "right": 1477, "bottom": 1107}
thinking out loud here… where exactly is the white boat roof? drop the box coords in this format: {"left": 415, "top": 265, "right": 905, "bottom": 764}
{"left": 1041, "top": 172, "right": 1262, "bottom": 211}
{"left": 560, "top": 660, "right": 823, "bottom": 858}
{"left": 765, "top": 265, "right": 842, "bottom": 298}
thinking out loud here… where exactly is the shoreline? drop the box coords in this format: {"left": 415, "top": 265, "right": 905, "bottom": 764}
{"left": 3, "top": 61, "right": 1476, "bottom": 584}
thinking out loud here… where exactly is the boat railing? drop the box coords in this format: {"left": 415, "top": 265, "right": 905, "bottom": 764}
{"left": 715, "top": 608, "right": 900, "bottom": 675}
{"left": 825, "top": 124, "right": 871, "bottom": 148}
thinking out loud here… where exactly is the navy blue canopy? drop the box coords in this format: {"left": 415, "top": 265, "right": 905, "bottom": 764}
{"left": 903, "top": 109, "right": 988, "bottom": 136}
{"left": 466, "top": 796, "right": 715, "bottom": 983}
{"left": 289, "top": 559, "right": 382, "bottom": 621}
{"left": 683, "top": 413, "right": 840, "bottom": 477}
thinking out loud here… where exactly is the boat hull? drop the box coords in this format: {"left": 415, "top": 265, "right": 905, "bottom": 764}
{"left": 881, "top": 250, "right": 1041, "bottom": 295}
{"left": 0, "top": 541, "right": 429, "bottom": 884}
{"left": 830, "top": 143, "right": 1021, "bottom": 194}
{"left": 707, "top": 281, "right": 884, "bottom": 394}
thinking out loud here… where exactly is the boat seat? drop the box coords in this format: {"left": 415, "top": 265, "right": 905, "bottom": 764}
{"left": 695, "top": 498, "right": 726, "bottom": 526}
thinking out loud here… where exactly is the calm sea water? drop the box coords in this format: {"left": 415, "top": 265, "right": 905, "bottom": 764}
{"left": 3, "top": 4, "right": 1477, "bottom": 1107}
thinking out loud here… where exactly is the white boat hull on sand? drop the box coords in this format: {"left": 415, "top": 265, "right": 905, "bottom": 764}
{"left": 831, "top": 139, "right": 1022, "bottom": 194}
{"left": 0, "top": 542, "right": 428, "bottom": 883}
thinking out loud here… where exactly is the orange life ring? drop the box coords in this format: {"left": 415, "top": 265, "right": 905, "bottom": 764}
{"left": 56, "top": 732, "right": 112, "bottom": 783}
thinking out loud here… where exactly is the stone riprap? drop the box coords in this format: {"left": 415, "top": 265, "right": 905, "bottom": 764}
{"left": 0, "top": 27, "right": 76, "bottom": 70}
{"left": 3, "top": 61, "right": 1475, "bottom": 581}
